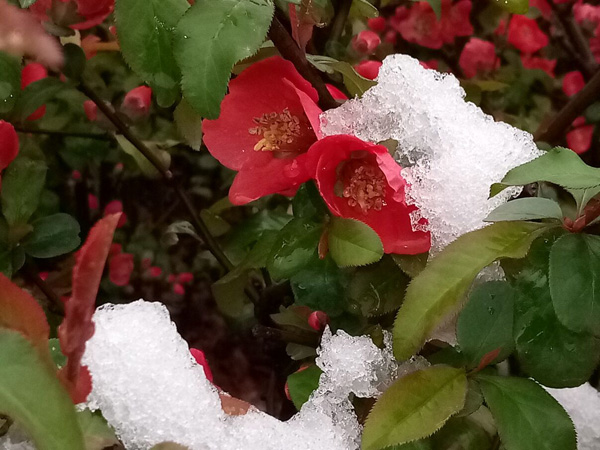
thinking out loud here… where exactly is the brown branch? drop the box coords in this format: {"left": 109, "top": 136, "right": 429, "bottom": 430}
{"left": 535, "top": 68, "right": 600, "bottom": 143}
{"left": 77, "top": 81, "right": 234, "bottom": 272}
{"left": 269, "top": 15, "right": 338, "bottom": 111}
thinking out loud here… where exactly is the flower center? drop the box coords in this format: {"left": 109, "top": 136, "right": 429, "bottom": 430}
{"left": 340, "top": 158, "right": 387, "bottom": 214}
{"left": 249, "top": 108, "right": 302, "bottom": 152}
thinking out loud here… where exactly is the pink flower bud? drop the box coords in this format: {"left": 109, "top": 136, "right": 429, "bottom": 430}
{"left": 563, "top": 71, "right": 585, "bottom": 97}
{"left": 109, "top": 252, "right": 134, "bottom": 286}
{"left": 173, "top": 283, "right": 185, "bottom": 295}
{"left": 87, "top": 193, "right": 99, "bottom": 210}
{"left": 190, "top": 348, "right": 214, "bottom": 382}
{"left": 308, "top": 311, "right": 330, "bottom": 331}
{"left": 168, "top": 274, "right": 176, "bottom": 283}
{"left": 121, "top": 86, "right": 152, "bottom": 121}
{"left": 83, "top": 100, "right": 98, "bottom": 122}
{"left": 21, "top": 63, "right": 47, "bottom": 121}
{"left": 39, "top": 271, "right": 49, "bottom": 281}
{"left": 103, "top": 200, "right": 127, "bottom": 227}
{"left": 178, "top": 272, "right": 194, "bottom": 284}
{"left": 72, "top": 170, "right": 82, "bottom": 180}
{"left": 354, "top": 60, "right": 382, "bottom": 80}
{"left": 367, "top": 17, "right": 386, "bottom": 33}
{"left": 0, "top": 121, "right": 19, "bottom": 172}
{"left": 567, "top": 124, "right": 594, "bottom": 154}
{"left": 149, "top": 266, "right": 162, "bottom": 278}
{"left": 351, "top": 30, "right": 381, "bottom": 55}
{"left": 383, "top": 30, "right": 397, "bottom": 44}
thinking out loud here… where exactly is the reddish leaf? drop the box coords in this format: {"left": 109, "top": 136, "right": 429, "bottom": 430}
{"left": 476, "top": 347, "right": 502, "bottom": 372}
{"left": 288, "top": 2, "right": 315, "bottom": 51}
{"left": 0, "top": 273, "right": 51, "bottom": 365}
{"left": 58, "top": 213, "right": 121, "bottom": 402}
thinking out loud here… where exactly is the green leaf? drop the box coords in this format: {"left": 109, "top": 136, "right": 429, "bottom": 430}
{"left": 484, "top": 197, "right": 563, "bottom": 222}
{"left": 495, "top": 147, "right": 600, "bottom": 192}
{"left": 1, "top": 157, "right": 47, "bottom": 226}
{"left": 115, "top": 0, "right": 190, "bottom": 107}
{"left": 286, "top": 365, "right": 322, "bottom": 409}
{"left": 0, "top": 329, "right": 85, "bottom": 450}
{"left": 391, "top": 253, "right": 428, "bottom": 278}
{"left": 549, "top": 233, "right": 600, "bottom": 336}
{"left": 19, "top": 0, "right": 39, "bottom": 7}
{"left": 48, "top": 338, "right": 66, "bottom": 369}
{"left": 476, "top": 375, "right": 576, "bottom": 450}
{"left": 493, "top": 0, "right": 528, "bottom": 14}
{"left": 328, "top": 217, "right": 383, "bottom": 267}
{"left": 509, "top": 231, "right": 600, "bottom": 388}
{"left": 76, "top": 409, "right": 120, "bottom": 450}
{"left": 174, "top": 98, "right": 203, "bottom": 151}
{"left": 431, "top": 408, "right": 495, "bottom": 450}
{"left": 457, "top": 281, "right": 515, "bottom": 368}
{"left": 393, "top": 222, "right": 548, "bottom": 361}
{"left": 308, "top": 55, "right": 376, "bottom": 96}
{"left": 199, "top": 209, "right": 231, "bottom": 238}
{"left": 292, "top": 182, "right": 328, "bottom": 221}
{"left": 115, "top": 135, "right": 171, "bottom": 178}
{"left": 267, "top": 218, "right": 322, "bottom": 280}
{"left": 290, "top": 256, "right": 346, "bottom": 316}
{"left": 362, "top": 365, "right": 467, "bottom": 450}
{"left": 0, "top": 52, "right": 21, "bottom": 114}
{"left": 174, "top": 0, "right": 274, "bottom": 119}
{"left": 22, "top": 213, "right": 81, "bottom": 258}
{"left": 61, "top": 44, "right": 86, "bottom": 80}
{"left": 13, "top": 78, "right": 65, "bottom": 122}
{"left": 350, "top": 0, "right": 379, "bottom": 18}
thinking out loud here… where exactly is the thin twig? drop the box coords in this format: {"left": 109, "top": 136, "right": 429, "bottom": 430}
{"left": 14, "top": 126, "right": 111, "bottom": 141}
{"left": 328, "top": 0, "right": 353, "bottom": 46}
{"left": 269, "top": 15, "right": 338, "bottom": 111}
{"left": 77, "top": 81, "right": 235, "bottom": 272}
{"left": 535, "top": 68, "right": 600, "bottom": 143}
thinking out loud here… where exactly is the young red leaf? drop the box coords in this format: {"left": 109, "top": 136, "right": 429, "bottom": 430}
{"left": 0, "top": 273, "right": 51, "bottom": 365}
{"left": 475, "top": 347, "right": 502, "bottom": 373}
{"left": 58, "top": 213, "right": 121, "bottom": 403}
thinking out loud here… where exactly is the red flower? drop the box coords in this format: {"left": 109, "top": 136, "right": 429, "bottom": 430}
{"left": 0, "top": 121, "right": 19, "bottom": 173}
{"left": 354, "top": 60, "right": 382, "bottom": 80}
{"left": 563, "top": 71, "right": 585, "bottom": 96}
{"left": 178, "top": 272, "right": 194, "bottom": 284}
{"left": 368, "top": 17, "right": 387, "bottom": 33}
{"left": 203, "top": 57, "right": 321, "bottom": 205}
{"left": 567, "top": 122, "right": 594, "bottom": 154}
{"left": 440, "top": 0, "right": 473, "bottom": 42}
{"left": 459, "top": 38, "right": 499, "bottom": 78}
{"left": 520, "top": 55, "right": 556, "bottom": 77}
{"left": 306, "top": 135, "right": 431, "bottom": 255}
{"left": 190, "top": 348, "right": 214, "bottom": 383}
{"left": 530, "top": 0, "right": 552, "bottom": 18}
{"left": 384, "top": 30, "right": 398, "bottom": 44}
{"left": 326, "top": 84, "right": 348, "bottom": 101}
{"left": 173, "top": 283, "right": 185, "bottom": 295}
{"left": 574, "top": 1, "right": 600, "bottom": 25}
{"left": 83, "top": 100, "right": 97, "bottom": 122}
{"left": 109, "top": 252, "right": 134, "bottom": 286}
{"left": 508, "top": 15, "right": 549, "bottom": 54}
{"left": 104, "top": 200, "right": 127, "bottom": 228}
{"left": 121, "top": 86, "right": 152, "bottom": 121}
{"left": 149, "top": 266, "right": 162, "bottom": 278}
{"left": 80, "top": 34, "right": 101, "bottom": 59}
{"left": 351, "top": 30, "right": 381, "bottom": 55}
{"left": 420, "top": 59, "right": 439, "bottom": 70}
{"left": 21, "top": 63, "right": 47, "bottom": 121}
{"left": 308, "top": 311, "right": 330, "bottom": 331}
{"left": 30, "top": 0, "right": 114, "bottom": 30}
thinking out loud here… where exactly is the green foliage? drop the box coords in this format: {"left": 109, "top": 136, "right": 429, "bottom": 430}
{"left": 431, "top": 407, "right": 496, "bottom": 450}
{"left": 174, "top": 0, "right": 275, "bottom": 119}
{"left": 457, "top": 281, "right": 515, "bottom": 368}
{"left": 0, "top": 330, "right": 84, "bottom": 450}
{"left": 484, "top": 197, "right": 563, "bottom": 223}
{"left": 507, "top": 232, "right": 600, "bottom": 387}
{"left": 13, "top": 78, "right": 66, "bottom": 122}
{"left": 493, "top": 0, "right": 528, "bottom": 14}
{"left": 115, "top": 0, "right": 190, "bottom": 107}
{"left": 549, "top": 233, "right": 600, "bottom": 336}
{"left": 328, "top": 217, "right": 383, "bottom": 268}
{"left": 22, "top": 213, "right": 81, "bottom": 258}
{"left": 362, "top": 365, "right": 467, "bottom": 450}
{"left": 286, "top": 364, "right": 322, "bottom": 409}
{"left": 393, "top": 222, "right": 548, "bottom": 361}
{"left": 61, "top": 44, "right": 87, "bottom": 81}
{"left": 476, "top": 374, "right": 576, "bottom": 450}
{"left": 308, "top": 55, "right": 376, "bottom": 96}
{"left": 174, "top": 99, "right": 204, "bottom": 151}
{"left": 76, "top": 409, "right": 120, "bottom": 450}
{"left": 0, "top": 52, "right": 21, "bottom": 114}
{"left": 1, "top": 156, "right": 47, "bottom": 226}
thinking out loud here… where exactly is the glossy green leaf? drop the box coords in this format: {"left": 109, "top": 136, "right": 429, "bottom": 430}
{"left": 362, "top": 366, "right": 467, "bottom": 450}
{"left": 61, "top": 44, "right": 86, "bottom": 80}
{"left": 350, "top": 0, "right": 379, "bottom": 18}
{"left": 431, "top": 408, "right": 495, "bottom": 450}
{"left": 393, "top": 222, "right": 548, "bottom": 361}
{"left": 292, "top": 182, "right": 328, "bottom": 221}
{"left": 286, "top": 365, "right": 322, "bottom": 410}
{"left": 267, "top": 219, "right": 322, "bottom": 280}
{"left": 329, "top": 217, "right": 383, "bottom": 267}
{"left": 115, "top": 0, "right": 189, "bottom": 107}
{"left": 174, "top": 0, "right": 274, "bottom": 119}
{"left": 0, "top": 51, "right": 21, "bottom": 114}
{"left": 22, "top": 213, "right": 81, "bottom": 258}
{"left": 13, "top": 78, "right": 65, "bottom": 122}
{"left": 550, "top": 233, "right": 600, "bottom": 336}
{"left": 457, "top": 281, "right": 515, "bottom": 368}
{"left": 308, "top": 55, "right": 376, "bottom": 96}
{"left": 76, "top": 409, "right": 119, "bottom": 450}
{"left": 476, "top": 375, "right": 576, "bottom": 450}
{"left": 484, "top": 197, "right": 563, "bottom": 222}
{"left": 509, "top": 232, "right": 600, "bottom": 388}
{"left": 49, "top": 338, "right": 66, "bottom": 369}
{"left": 0, "top": 330, "right": 85, "bottom": 450}
{"left": 493, "top": 0, "right": 528, "bottom": 14}
{"left": 391, "top": 253, "right": 428, "bottom": 278}
{"left": 1, "top": 156, "right": 47, "bottom": 226}
{"left": 174, "top": 98, "right": 203, "bottom": 151}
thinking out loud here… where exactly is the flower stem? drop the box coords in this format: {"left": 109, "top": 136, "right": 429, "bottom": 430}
{"left": 328, "top": 0, "right": 353, "bottom": 46}
{"left": 268, "top": 14, "right": 338, "bottom": 111}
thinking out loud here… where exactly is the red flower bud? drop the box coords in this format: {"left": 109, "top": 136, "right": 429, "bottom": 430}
{"left": 121, "top": 86, "right": 152, "bottom": 121}
{"left": 173, "top": 283, "right": 185, "bottom": 295}
{"left": 354, "top": 60, "right": 382, "bottom": 80}
{"left": 109, "top": 253, "right": 134, "bottom": 286}
{"left": 520, "top": 55, "right": 556, "bottom": 78}
{"left": 351, "top": 30, "right": 381, "bottom": 55}
{"left": 567, "top": 124, "right": 594, "bottom": 154}
{"left": 508, "top": 15, "right": 548, "bottom": 54}
{"left": 383, "top": 30, "right": 397, "bottom": 44}
{"left": 83, "top": 100, "right": 98, "bottom": 122}
{"left": 308, "top": 311, "right": 330, "bottom": 331}
{"left": 87, "top": 194, "right": 99, "bottom": 210}
{"left": 367, "top": 17, "right": 387, "bottom": 33}
{"left": 563, "top": 71, "right": 585, "bottom": 97}
{"left": 0, "top": 121, "right": 19, "bottom": 172}
{"left": 459, "top": 38, "right": 499, "bottom": 79}
{"left": 103, "top": 200, "right": 127, "bottom": 228}
{"left": 190, "top": 348, "right": 214, "bottom": 383}
{"left": 21, "top": 63, "right": 48, "bottom": 121}
{"left": 149, "top": 266, "right": 162, "bottom": 278}
{"left": 178, "top": 272, "right": 194, "bottom": 284}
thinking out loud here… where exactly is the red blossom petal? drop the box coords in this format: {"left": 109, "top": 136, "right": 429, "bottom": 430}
{"left": 441, "top": 0, "right": 473, "bottom": 42}
{"left": 104, "top": 200, "right": 127, "bottom": 227}
{"left": 121, "top": 85, "right": 152, "bottom": 121}
{"left": 567, "top": 125, "right": 594, "bottom": 154}
{"left": 88, "top": 194, "right": 98, "bottom": 210}
{"left": 563, "top": 71, "right": 585, "bottom": 96}
{"left": 80, "top": 34, "right": 101, "bottom": 59}
{"left": 420, "top": 59, "right": 439, "bottom": 70}
{"left": 530, "top": 0, "right": 552, "bottom": 18}
{"left": 0, "top": 121, "right": 19, "bottom": 172}
{"left": 354, "top": 60, "right": 382, "bottom": 80}
{"left": 351, "top": 30, "right": 381, "bottom": 55}
{"left": 368, "top": 17, "right": 387, "bottom": 32}
{"left": 173, "top": 283, "right": 185, "bottom": 295}
{"left": 58, "top": 213, "right": 121, "bottom": 403}
{"left": 83, "top": 100, "right": 98, "bottom": 121}
{"left": 459, "top": 38, "right": 498, "bottom": 79}
{"left": 521, "top": 55, "right": 556, "bottom": 77}
{"left": 109, "top": 252, "right": 134, "bottom": 286}
{"left": 393, "top": 1, "right": 444, "bottom": 49}
{"left": 307, "top": 135, "right": 431, "bottom": 254}
{"left": 508, "top": 15, "right": 549, "bottom": 54}
{"left": 149, "top": 266, "right": 162, "bottom": 278}
{"left": 308, "top": 311, "right": 330, "bottom": 331}
{"left": 178, "top": 272, "right": 194, "bottom": 284}
{"left": 190, "top": 348, "right": 214, "bottom": 383}
{"left": 326, "top": 84, "right": 348, "bottom": 101}
{"left": 21, "top": 63, "right": 48, "bottom": 121}
{"left": 288, "top": 2, "right": 314, "bottom": 51}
